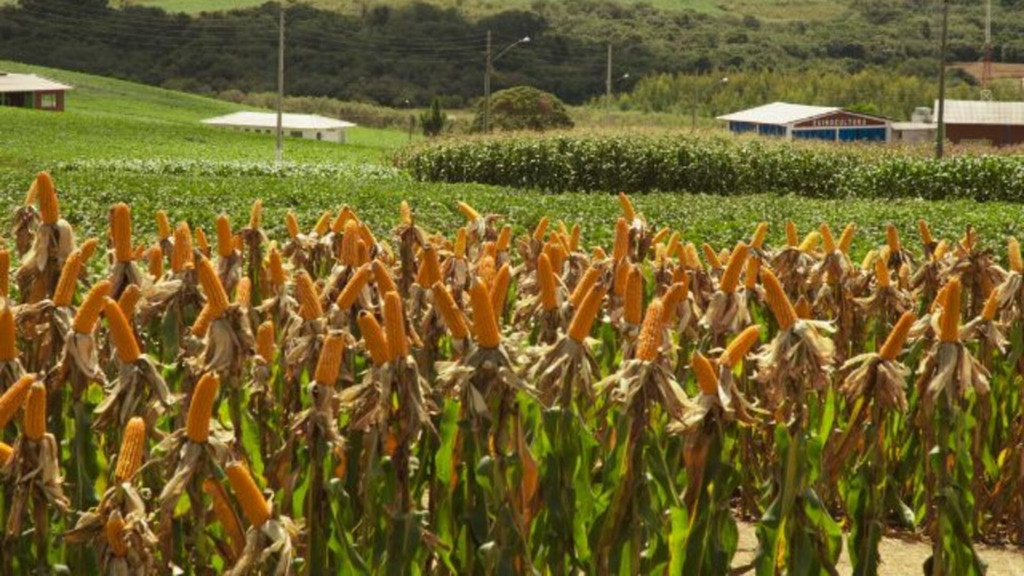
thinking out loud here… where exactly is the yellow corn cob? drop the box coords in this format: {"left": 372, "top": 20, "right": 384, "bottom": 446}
{"left": 234, "top": 277, "right": 251, "bottom": 308}
{"left": 358, "top": 223, "right": 376, "bottom": 252}
{"left": 285, "top": 211, "right": 300, "bottom": 239}
{"left": 794, "top": 296, "right": 812, "bottom": 320}
{"left": 898, "top": 263, "right": 910, "bottom": 288}
{"left": 799, "top": 231, "right": 820, "bottom": 253}
{"left": 490, "top": 262, "right": 511, "bottom": 316}
{"left": 105, "top": 299, "right": 141, "bottom": 363}
{"left": 0, "top": 304, "right": 15, "bottom": 361}
{"left": 719, "top": 242, "right": 749, "bottom": 294}
{"left": 745, "top": 256, "right": 759, "bottom": 291}
{"left": 618, "top": 192, "right": 637, "bottom": 221}
{"left": 692, "top": 352, "right": 718, "bottom": 395}
{"left": 203, "top": 478, "right": 246, "bottom": 560}
{"left": 720, "top": 325, "right": 761, "bottom": 368}
{"left": 24, "top": 381, "right": 46, "bottom": 440}
{"left": 533, "top": 217, "right": 549, "bottom": 243}
{"left": 0, "top": 442, "right": 11, "bottom": 466}
{"left": 454, "top": 228, "right": 467, "bottom": 259}
{"left": 105, "top": 513, "right": 129, "bottom": 557}
{"left": 115, "top": 416, "right": 146, "bottom": 482}
{"left": 544, "top": 240, "right": 567, "bottom": 273}
{"left": 25, "top": 177, "right": 37, "bottom": 206}
{"left": 172, "top": 223, "right": 194, "bottom": 273}
{"left": 875, "top": 257, "right": 891, "bottom": 289}
{"left": 537, "top": 253, "right": 558, "bottom": 311}
{"left": 340, "top": 220, "right": 361, "bottom": 267}
{"left": 110, "top": 203, "right": 133, "bottom": 263}
{"left": 383, "top": 292, "right": 409, "bottom": 362}
{"left": 432, "top": 282, "right": 470, "bottom": 340}
{"left": 1009, "top": 237, "right": 1023, "bottom": 273}
{"left": 216, "top": 215, "right": 234, "bottom": 258}
{"left": 939, "top": 278, "right": 962, "bottom": 343}
{"left": 570, "top": 224, "right": 581, "bottom": 251}
{"left": 356, "top": 240, "right": 370, "bottom": 266}
{"left": 197, "top": 256, "right": 230, "bottom": 316}
{"left": 248, "top": 199, "right": 262, "bottom": 230}
{"left": 186, "top": 373, "right": 219, "bottom": 444}
{"left": 294, "top": 270, "right": 323, "bottom": 321}
{"left": 148, "top": 244, "right": 164, "bottom": 280}
{"left": 155, "top": 210, "right": 172, "bottom": 240}
{"left": 569, "top": 266, "right": 601, "bottom": 309}
{"left": 496, "top": 225, "right": 512, "bottom": 252}
{"left": 195, "top": 226, "right": 210, "bottom": 255}
{"left": 314, "top": 333, "right": 346, "bottom": 385}
{"left": 133, "top": 243, "right": 146, "bottom": 261}
{"left": 665, "top": 232, "right": 681, "bottom": 262}
{"left": 0, "top": 248, "right": 8, "bottom": 297}
{"left": 357, "top": 312, "right": 390, "bottom": 366}
{"left": 660, "top": 281, "right": 686, "bottom": 324}
{"left": 372, "top": 260, "right": 398, "bottom": 297}
{"left": 73, "top": 280, "right": 112, "bottom": 334}
{"left": 51, "top": 249, "right": 82, "bottom": 308}
{"left": 398, "top": 200, "right": 412, "bottom": 226}
{"left": 981, "top": 289, "right": 999, "bottom": 322}
{"left": 933, "top": 240, "right": 949, "bottom": 260}
{"left": 751, "top": 222, "right": 769, "bottom": 249}
{"left": 860, "top": 249, "right": 878, "bottom": 271}
{"left": 118, "top": 284, "right": 143, "bottom": 320}
{"left": 191, "top": 303, "right": 217, "bottom": 338}
{"left": 330, "top": 265, "right": 366, "bottom": 311}
{"left": 477, "top": 256, "right": 496, "bottom": 289}
{"left": 702, "top": 243, "right": 722, "bottom": 270}
{"left": 820, "top": 223, "right": 836, "bottom": 253}
{"left": 886, "top": 223, "right": 901, "bottom": 254}
{"left": 879, "top": 311, "right": 916, "bottom": 361}
{"left": 837, "top": 223, "right": 856, "bottom": 254}
{"left": 762, "top": 268, "right": 797, "bottom": 330}
{"left": 635, "top": 298, "right": 665, "bottom": 362}
{"left": 651, "top": 227, "right": 670, "bottom": 246}
{"left": 930, "top": 282, "right": 951, "bottom": 314}
{"left": 36, "top": 172, "right": 59, "bottom": 225}
{"left": 785, "top": 221, "right": 798, "bottom": 247}
{"left": 470, "top": 278, "right": 501, "bottom": 347}
{"left": 916, "top": 219, "right": 933, "bottom": 246}
{"left": 263, "top": 247, "right": 284, "bottom": 287}
{"left": 255, "top": 321, "right": 275, "bottom": 362}
{"left": 568, "top": 284, "right": 605, "bottom": 342}
{"left": 624, "top": 265, "right": 643, "bottom": 325}
{"left": 613, "top": 260, "right": 631, "bottom": 297}
{"left": 0, "top": 374, "right": 34, "bottom": 429}
{"left": 457, "top": 201, "right": 481, "bottom": 222}
{"left": 612, "top": 217, "right": 629, "bottom": 262}
{"left": 226, "top": 462, "right": 272, "bottom": 529}
{"left": 333, "top": 206, "right": 357, "bottom": 234}
{"left": 416, "top": 244, "right": 442, "bottom": 288}
{"left": 593, "top": 246, "right": 608, "bottom": 260}
{"left": 314, "top": 211, "right": 332, "bottom": 236}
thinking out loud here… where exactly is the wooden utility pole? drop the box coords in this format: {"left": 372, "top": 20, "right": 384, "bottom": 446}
{"left": 606, "top": 43, "right": 613, "bottom": 118}
{"left": 483, "top": 30, "right": 492, "bottom": 133}
{"left": 936, "top": 0, "right": 949, "bottom": 160}
{"left": 276, "top": 4, "right": 285, "bottom": 166}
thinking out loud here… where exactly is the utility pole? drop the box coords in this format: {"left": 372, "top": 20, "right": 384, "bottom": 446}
{"left": 936, "top": 0, "right": 949, "bottom": 160}
{"left": 483, "top": 30, "right": 492, "bottom": 134}
{"left": 276, "top": 4, "right": 285, "bottom": 166}
{"left": 606, "top": 43, "right": 613, "bottom": 118}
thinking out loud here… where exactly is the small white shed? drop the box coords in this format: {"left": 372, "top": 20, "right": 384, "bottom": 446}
{"left": 202, "top": 112, "right": 356, "bottom": 143}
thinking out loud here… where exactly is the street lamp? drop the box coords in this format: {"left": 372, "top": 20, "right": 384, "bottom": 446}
{"left": 483, "top": 32, "right": 531, "bottom": 133}
{"left": 692, "top": 76, "right": 728, "bottom": 131}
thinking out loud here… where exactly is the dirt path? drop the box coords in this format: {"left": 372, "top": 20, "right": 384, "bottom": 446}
{"left": 732, "top": 522, "right": 1024, "bottom": 575}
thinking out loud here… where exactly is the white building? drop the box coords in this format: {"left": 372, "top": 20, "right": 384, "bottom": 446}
{"left": 202, "top": 112, "right": 356, "bottom": 143}
{"left": 718, "top": 102, "right": 891, "bottom": 142}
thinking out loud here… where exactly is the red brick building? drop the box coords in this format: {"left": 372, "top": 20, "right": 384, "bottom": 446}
{"left": 0, "top": 73, "right": 72, "bottom": 112}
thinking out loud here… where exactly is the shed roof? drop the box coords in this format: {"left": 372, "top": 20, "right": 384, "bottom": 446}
{"left": 936, "top": 99, "right": 1024, "bottom": 126}
{"left": 0, "top": 73, "right": 73, "bottom": 94}
{"left": 717, "top": 102, "right": 840, "bottom": 126}
{"left": 202, "top": 111, "right": 356, "bottom": 130}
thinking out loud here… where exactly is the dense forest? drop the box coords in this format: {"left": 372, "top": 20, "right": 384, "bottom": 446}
{"left": 0, "top": 0, "right": 1022, "bottom": 116}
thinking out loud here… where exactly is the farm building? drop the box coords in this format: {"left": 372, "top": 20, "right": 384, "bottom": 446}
{"left": 0, "top": 73, "right": 72, "bottom": 112}
{"left": 891, "top": 107, "right": 937, "bottom": 144}
{"left": 718, "top": 102, "right": 891, "bottom": 142}
{"left": 934, "top": 100, "right": 1024, "bottom": 146}
{"left": 202, "top": 112, "right": 356, "bottom": 143}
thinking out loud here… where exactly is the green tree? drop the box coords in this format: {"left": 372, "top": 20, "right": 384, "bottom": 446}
{"left": 420, "top": 97, "right": 446, "bottom": 138}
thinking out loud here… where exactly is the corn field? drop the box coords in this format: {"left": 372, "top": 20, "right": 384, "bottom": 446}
{"left": 0, "top": 171, "right": 1023, "bottom": 575}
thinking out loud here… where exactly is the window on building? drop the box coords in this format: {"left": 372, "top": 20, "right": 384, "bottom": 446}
{"left": 40, "top": 93, "right": 56, "bottom": 109}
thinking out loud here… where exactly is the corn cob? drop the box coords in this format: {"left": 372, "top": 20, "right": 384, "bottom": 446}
{"left": 156, "top": 210, "right": 171, "bottom": 240}
{"left": 105, "top": 298, "right": 142, "bottom": 363}
{"left": 172, "top": 223, "right": 194, "bottom": 273}
{"left": 624, "top": 265, "right": 643, "bottom": 325}
{"left": 860, "top": 249, "right": 878, "bottom": 271}
{"left": 25, "top": 177, "right": 37, "bottom": 206}
{"left": 651, "top": 227, "right": 670, "bottom": 246}
{"left": 285, "top": 211, "right": 300, "bottom": 239}
{"left": 357, "top": 312, "right": 390, "bottom": 366}
{"left": 618, "top": 192, "right": 637, "bottom": 221}
{"left": 593, "top": 246, "right": 608, "bottom": 260}
{"left": 477, "top": 256, "right": 496, "bottom": 289}
{"left": 532, "top": 217, "right": 549, "bottom": 243}
{"left": 110, "top": 203, "right": 133, "bottom": 263}
{"left": 340, "top": 220, "right": 361, "bottom": 267}
{"left": 879, "top": 311, "right": 916, "bottom": 361}
{"left": 720, "top": 325, "right": 761, "bottom": 368}
{"left": 543, "top": 240, "right": 567, "bottom": 273}
{"left": 216, "top": 215, "right": 234, "bottom": 258}
{"left": 148, "top": 244, "right": 164, "bottom": 280}
{"left": 186, "top": 373, "right": 219, "bottom": 444}
{"left": 0, "top": 248, "right": 8, "bottom": 297}
{"left": 665, "top": 232, "right": 681, "bottom": 262}
{"left": 700, "top": 243, "right": 721, "bottom": 270}
{"left": 226, "top": 462, "right": 272, "bottom": 528}
{"left": 457, "top": 201, "right": 481, "bottom": 222}
{"left": 118, "top": 284, "right": 143, "bottom": 320}
{"left": 886, "top": 223, "right": 901, "bottom": 254}
{"left": 52, "top": 249, "right": 83, "bottom": 307}
{"left": 635, "top": 298, "right": 665, "bottom": 362}
{"left": 416, "top": 244, "right": 442, "bottom": 288}
{"left": 1009, "top": 237, "right": 1023, "bottom": 273}
{"left": 203, "top": 478, "right": 246, "bottom": 560}
{"left": 569, "top": 265, "right": 601, "bottom": 309}
{"left": 333, "top": 206, "right": 357, "bottom": 234}
{"left": 358, "top": 223, "right": 376, "bottom": 253}
{"left": 799, "top": 231, "right": 820, "bottom": 253}
{"left": 931, "top": 282, "right": 951, "bottom": 314}
{"left": 719, "top": 242, "right": 749, "bottom": 294}
{"left": 568, "top": 284, "right": 605, "bottom": 342}
{"left": 133, "top": 243, "right": 147, "bottom": 261}
{"left": 105, "top": 513, "right": 129, "bottom": 557}
{"left": 820, "top": 223, "right": 836, "bottom": 253}
{"left": 795, "top": 296, "right": 812, "bottom": 320}
{"left": 751, "top": 222, "right": 769, "bottom": 249}
{"left": 785, "top": 221, "right": 798, "bottom": 247}
{"left": 917, "top": 219, "right": 934, "bottom": 246}
{"left": 115, "top": 416, "right": 146, "bottom": 482}
{"left": 383, "top": 292, "right": 409, "bottom": 361}
{"left": 537, "top": 253, "right": 558, "bottom": 311}
{"left": 372, "top": 260, "right": 398, "bottom": 297}
{"left": 329, "top": 265, "right": 367, "bottom": 311}
{"left": 36, "top": 172, "right": 59, "bottom": 225}
{"left": 73, "top": 280, "right": 112, "bottom": 334}
{"left": 24, "top": 381, "right": 46, "bottom": 440}
{"left": 314, "top": 333, "right": 346, "bottom": 385}
{"left": 0, "top": 374, "right": 34, "bottom": 429}
{"left": 295, "top": 270, "right": 323, "bottom": 321}
{"left": 569, "top": 224, "right": 581, "bottom": 251}
{"left": 197, "top": 256, "right": 230, "bottom": 316}
{"left": 612, "top": 218, "right": 629, "bottom": 262}
{"left": 490, "top": 262, "right": 511, "bottom": 316}
{"left": 454, "top": 228, "right": 467, "bottom": 259}
{"left": 660, "top": 282, "right": 686, "bottom": 324}
{"left": 933, "top": 240, "right": 949, "bottom": 260}
{"left": 875, "top": 257, "right": 891, "bottom": 289}
{"left": 248, "top": 199, "right": 262, "bottom": 230}
{"left": 898, "top": 263, "right": 910, "bottom": 288}
{"left": 314, "top": 211, "right": 332, "bottom": 236}
{"left": 692, "top": 352, "right": 718, "bottom": 395}
{"left": 762, "top": 268, "right": 797, "bottom": 330}
{"left": 195, "top": 226, "right": 210, "bottom": 255}
{"left": 256, "top": 321, "right": 275, "bottom": 362}
{"left": 234, "top": 277, "right": 251, "bottom": 308}
{"left": 496, "top": 225, "right": 512, "bottom": 252}
{"left": 191, "top": 303, "right": 217, "bottom": 338}
{"left": 398, "top": 200, "right": 413, "bottom": 226}
{"left": 745, "top": 256, "right": 760, "bottom": 291}
{"left": 981, "top": 288, "right": 999, "bottom": 322}
{"left": 470, "top": 278, "right": 501, "bottom": 348}
{"left": 837, "top": 223, "right": 856, "bottom": 254}
{"left": 939, "top": 278, "right": 962, "bottom": 343}
{"left": 432, "top": 282, "right": 470, "bottom": 340}
{"left": 0, "top": 442, "right": 12, "bottom": 466}
{"left": 0, "top": 305, "right": 16, "bottom": 361}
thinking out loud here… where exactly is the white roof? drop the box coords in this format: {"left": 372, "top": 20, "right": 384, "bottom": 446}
{"left": 935, "top": 99, "right": 1024, "bottom": 126}
{"left": 717, "top": 102, "right": 840, "bottom": 126}
{"left": 202, "top": 112, "right": 356, "bottom": 130}
{"left": 891, "top": 121, "right": 935, "bottom": 131}
{"left": 0, "top": 73, "right": 72, "bottom": 94}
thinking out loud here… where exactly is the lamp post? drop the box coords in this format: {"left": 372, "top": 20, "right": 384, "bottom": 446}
{"left": 483, "top": 32, "right": 531, "bottom": 133}
{"left": 692, "top": 76, "right": 729, "bottom": 131}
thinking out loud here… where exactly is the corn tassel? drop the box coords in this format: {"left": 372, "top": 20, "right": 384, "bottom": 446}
{"left": 457, "top": 201, "right": 481, "bottom": 222}
{"left": 383, "top": 292, "right": 409, "bottom": 361}
{"left": 111, "top": 203, "right": 134, "bottom": 263}
{"left": 635, "top": 298, "right": 665, "bottom": 362}
{"left": 256, "top": 321, "right": 275, "bottom": 362}
{"left": 692, "top": 352, "right": 718, "bottom": 395}
{"left": 624, "top": 265, "right": 643, "bottom": 325}
{"left": 36, "top": 172, "right": 59, "bottom": 225}
{"left": 416, "top": 244, "right": 442, "bottom": 288}
{"left": 357, "top": 312, "right": 390, "bottom": 366}
{"left": 53, "top": 248, "right": 83, "bottom": 307}
{"left": 203, "top": 479, "right": 246, "bottom": 560}
{"left": 1009, "top": 237, "right": 1023, "bottom": 273}
{"left": 118, "top": 284, "right": 143, "bottom": 320}
{"left": 285, "top": 211, "right": 300, "bottom": 239}
{"left": 762, "top": 268, "right": 797, "bottom": 330}
{"left": 432, "top": 282, "right": 470, "bottom": 340}
{"left": 105, "top": 514, "right": 129, "bottom": 557}
{"left": 496, "top": 225, "right": 512, "bottom": 252}
{"left": 879, "top": 311, "right": 916, "bottom": 361}
{"left": 470, "top": 278, "right": 501, "bottom": 348}
{"left": 820, "top": 223, "right": 836, "bottom": 252}
{"left": 719, "top": 242, "right": 749, "bottom": 294}
{"left": 0, "top": 305, "right": 16, "bottom": 361}
{"left": 73, "top": 279, "right": 112, "bottom": 334}
{"left": 612, "top": 218, "right": 629, "bottom": 262}
{"left": 216, "top": 215, "right": 234, "bottom": 258}
{"left": 198, "top": 256, "right": 230, "bottom": 316}
{"left": 295, "top": 270, "right": 324, "bottom": 321}
{"left": 568, "top": 284, "right": 604, "bottom": 343}
{"left": 225, "top": 462, "right": 272, "bottom": 528}
{"left": 875, "top": 257, "right": 890, "bottom": 289}
{"left": 148, "top": 244, "right": 164, "bottom": 280}
{"left": 939, "top": 278, "right": 962, "bottom": 343}
{"left": 314, "top": 333, "right": 346, "bottom": 385}
{"left": 533, "top": 217, "right": 549, "bottom": 243}
{"left": 105, "top": 298, "right": 142, "bottom": 363}
{"left": 172, "top": 223, "right": 194, "bottom": 273}
{"left": 115, "top": 417, "right": 146, "bottom": 482}
{"left": 537, "top": 253, "right": 558, "bottom": 311}
{"left": 186, "top": 373, "right": 219, "bottom": 444}
{"left": 0, "top": 374, "right": 34, "bottom": 429}
{"left": 751, "top": 222, "right": 769, "bottom": 249}
{"left": 490, "top": 262, "right": 511, "bottom": 317}
{"left": 720, "top": 325, "right": 761, "bottom": 368}
{"left": 336, "top": 264, "right": 371, "bottom": 310}
{"left": 24, "top": 381, "right": 46, "bottom": 440}
{"left": 886, "top": 223, "right": 901, "bottom": 254}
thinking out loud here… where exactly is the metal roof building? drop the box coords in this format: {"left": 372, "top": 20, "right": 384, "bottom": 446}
{"left": 718, "top": 102, "right": 891, "bottom": 142}
{"left": 937, "top": 100, "right": 1024, "bottom": 146}
{"left": 202, "top": 112, "right": 357, "bottom": 144}
{"left": 0, "top": 73, "right": 72, "bottom": 112}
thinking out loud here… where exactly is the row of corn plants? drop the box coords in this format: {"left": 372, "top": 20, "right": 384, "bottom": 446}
{"left": 401, "top": 133, "right": 1024, "bottom": 202}
{"left": 0, "top": 171, "right": 1022, "bottom": 575}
